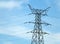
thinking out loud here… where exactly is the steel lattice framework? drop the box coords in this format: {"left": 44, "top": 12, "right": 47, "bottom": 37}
{"left": 25, "top": 4, "right": 51, "bottom": 44}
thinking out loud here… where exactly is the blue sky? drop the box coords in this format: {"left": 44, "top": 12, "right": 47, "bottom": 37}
{"left": 0, "top": 0, "right": 60, "bottom": 44}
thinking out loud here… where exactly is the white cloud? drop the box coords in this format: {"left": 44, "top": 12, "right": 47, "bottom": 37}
{"left": 0, "top": 26, "right": 32, "bottom": 39}
{"left": 0, "top": 1, "right": 20, "bottom": 8}
{"left": 0, "top": 0, "right": 28, "bottom": 9}
{"left": 3, "top": 41, "right": 13, "bottom": 44}
{"left": 45, "top": 33, "right": 60, "bottom": 44}
{"left": 0, "top": 1, "right": 19, "bottom": 9}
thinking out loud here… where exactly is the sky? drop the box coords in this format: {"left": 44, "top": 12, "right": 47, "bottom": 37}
{"left": 0, "top": 0, "right": 60, "bottom": 44}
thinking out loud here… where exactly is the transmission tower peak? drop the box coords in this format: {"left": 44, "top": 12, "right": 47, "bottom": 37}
{"left": 27, "top": 4, "right": 51, "bottom": 16}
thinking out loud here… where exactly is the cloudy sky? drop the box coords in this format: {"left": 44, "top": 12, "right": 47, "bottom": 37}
{"left": 0, "top": 0, "right": 60, "bottom": 44}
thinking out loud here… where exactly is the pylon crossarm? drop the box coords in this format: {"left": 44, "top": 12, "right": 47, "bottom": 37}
{"left": 24, "top": 22, "right": 51, "bottom": 26}
{"left": 27, "top": 31, "right": 49, "bottom": 35}
{"left": 42, "top": 7, "right": 51, "bottom": 13}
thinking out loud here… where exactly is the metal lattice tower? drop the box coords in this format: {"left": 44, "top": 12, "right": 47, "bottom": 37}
{"left": 25, "top": 4, "right": 51, "bottom": 44}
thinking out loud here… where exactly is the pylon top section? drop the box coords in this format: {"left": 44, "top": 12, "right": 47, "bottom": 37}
{"left": 28, "top": 4, "right": 51, "bottom": 16}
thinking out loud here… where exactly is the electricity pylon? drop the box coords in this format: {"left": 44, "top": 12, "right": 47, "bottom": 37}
{"left": 25, "top": 4, "right": 51, "bottom": 44}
